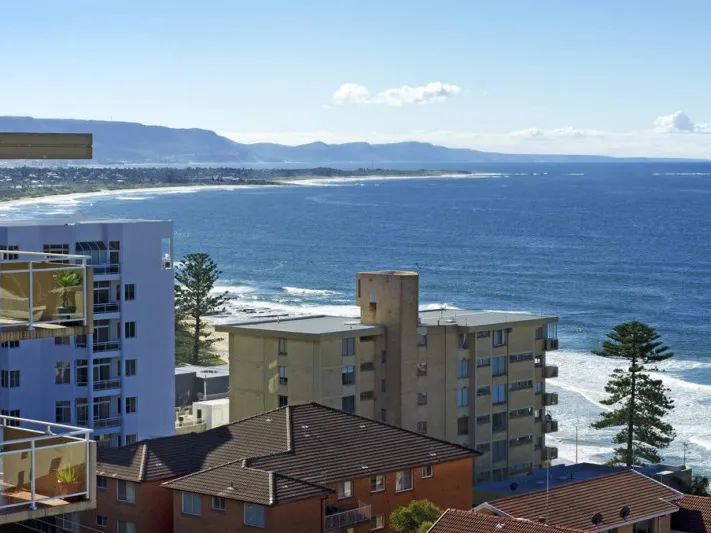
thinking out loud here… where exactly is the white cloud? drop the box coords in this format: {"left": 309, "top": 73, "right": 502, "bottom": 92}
{"left": 331, "top": 82, "right": 461, "bottom": 107}
{"left": 510, "top": 126, "right": 608, "bottom": 139}
{"left": 653, "top": 111, "right": 710, "bottom": 133}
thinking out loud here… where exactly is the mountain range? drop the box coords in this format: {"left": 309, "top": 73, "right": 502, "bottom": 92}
{"left": 0, "top": 116, "right": 704, "bottom": 165}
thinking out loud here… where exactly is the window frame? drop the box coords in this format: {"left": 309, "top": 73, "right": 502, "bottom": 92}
{"left": 124, "top": 284, "right": 136, "bottom": 301}
{"left": 125, "top": 396, "right": 137, "bottom": 414}
{"left": 117, "top": 480, "right": 136, "bottom": 503}
{"left": 125, "top": 359, "right": 137, "bottom": 376}
{"left": 371, "top": 514, "right": 385, "bottom": 530}
{"left": 395, "top": 469, "right": 413, "bottom": 493}
{"left": 96, "top": 475, "right": 108, "bottom": 490}
{"left": 422, "top": 464, "right": 433, "bottom": 478}
{"left": 212, "top": 495, "right": 226, "bottom": 511}
{"left": 181, "top": 491, "right": 202, "bottom": 516}
{"left": 96, "top": 515, "right": 108, "bottom": 528}
{"left": 370, "top": 474, "right": 385, "bottom": 493}
{"left": 338, "top": 480, "right": 354, "bottom": 500}
{"left": 124, "top": 321, "right": 137, "bottom": 339}
{"left": 244, "top": 503, "right": 266, "bottom": 528}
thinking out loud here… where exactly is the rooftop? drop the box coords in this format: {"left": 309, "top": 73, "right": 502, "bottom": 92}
{"left": 216, "top": 315, "right": 385, "bottom": 337}
{"left": 175, "top": 364, "right": 229, "bottom": 379}
{"left": 672, "top": 495, "right": 711, "bottom": 533}
{"left": 0, "top": 214, "right": 168, "bottom": 227}
{"left": 476, "top": 470, "right": 683, "bottom": 532}
{"left": 419, "top": 308, "right": 557, "bottom": 328}
{"left": 98, "top": 402, "right": 477, "bottom": 506}
{"left": 428, "top": 509, "right": 590, "bottom": 533}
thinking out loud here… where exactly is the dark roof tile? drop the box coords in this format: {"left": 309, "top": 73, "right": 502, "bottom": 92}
{"left": 429, "top": 509, "right": 591, "bottom": 533}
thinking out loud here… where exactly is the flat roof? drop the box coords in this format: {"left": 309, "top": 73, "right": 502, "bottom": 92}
{"left": 0, "top": 216, "right": 169, "bottom": 227}
{"left": 175, "top": 364, "right": 229, "bottom": 379}
{"left": 217, "top": 315, "right": 385, "bottom": 337}
{"left": 419, "top": 308, "right": 557, "bottom": 328}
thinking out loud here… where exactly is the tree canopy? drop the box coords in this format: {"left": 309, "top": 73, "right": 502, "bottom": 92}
{"left": 390, "top": 499, "right": 442, "bottom": 533}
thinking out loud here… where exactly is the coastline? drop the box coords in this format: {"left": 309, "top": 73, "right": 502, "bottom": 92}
{"left": 0, "top": 172, "right": 488, "bottom": 211}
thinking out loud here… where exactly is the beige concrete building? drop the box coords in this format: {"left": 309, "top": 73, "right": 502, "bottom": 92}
{"left": 218, "top": 270, "right": 560, "bottom": 483}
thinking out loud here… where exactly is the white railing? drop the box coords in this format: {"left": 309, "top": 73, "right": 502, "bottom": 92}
{"left": 325, "top": 502, "right": 372, "bottom": 531}
{"left": 92, "top": 340, "right": 121, "bottom": 353}
{"left": 94, "top": 416, "right": 121, "bottom": 429}
{"left": 93, "top": 302, "right": 120, "bottom": 314}
{"left": 93, "top": 378, "right": 121, "bottom": 391}
{"left": 91, "top": 263, "right": 120, "bottom": 275}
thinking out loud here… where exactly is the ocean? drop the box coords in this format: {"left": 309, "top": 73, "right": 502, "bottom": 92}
{"left": 2, "top": 162, "right": 710, "bottom": 474}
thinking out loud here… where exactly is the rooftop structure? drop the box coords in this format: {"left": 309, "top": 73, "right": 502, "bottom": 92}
{"left": 0, "top": 132, "right": 92, "bottom": 160}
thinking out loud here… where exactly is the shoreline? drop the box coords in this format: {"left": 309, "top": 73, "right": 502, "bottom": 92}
{"left": 0, "top": 172, "right": 489, "bottom": 211}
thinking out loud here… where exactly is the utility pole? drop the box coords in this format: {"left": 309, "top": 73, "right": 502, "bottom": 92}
{"left": 682, "top": 442, "right": 688, "bottom": 468}
{"left": 575, "top": 425, "right": 579, "bottom": 464}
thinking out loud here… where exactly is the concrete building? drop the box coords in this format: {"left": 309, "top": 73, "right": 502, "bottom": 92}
{"left": 0, "top": 215, "right": 175, "bottom": 447}
{"left": 218, "top": 270, "right": 560, "bottom": 484}
{"left": 174, "top": 364, "right": 229, "bottom": 408}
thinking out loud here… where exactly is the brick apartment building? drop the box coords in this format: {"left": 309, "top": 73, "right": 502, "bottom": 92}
{"left": 84, "top": 402, "right": 478, "bottom": 533}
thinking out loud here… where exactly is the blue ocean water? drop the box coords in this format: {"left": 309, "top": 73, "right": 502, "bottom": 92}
{"left": 2, "top": 162, "right": 710, "bottom": 473}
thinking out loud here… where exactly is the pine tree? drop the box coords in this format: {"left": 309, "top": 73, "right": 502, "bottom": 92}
{"left": 174, "top": 253, "right": 229, "bottom": 365}
{"left": 591, "top": 321, "right": 675, "bottom": 466}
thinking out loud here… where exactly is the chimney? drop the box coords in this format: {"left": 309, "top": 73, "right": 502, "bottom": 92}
{"left": 538, "top": 516, "right": 546, "bottom": 524}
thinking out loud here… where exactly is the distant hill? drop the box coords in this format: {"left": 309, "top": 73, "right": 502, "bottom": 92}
{"left": 0, "top": 116, "right": 705, "bottom": 164}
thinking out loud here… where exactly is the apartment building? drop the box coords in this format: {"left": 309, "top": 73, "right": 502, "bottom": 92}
{"left": 218, "top": 270, "right": 559, "bottom": 484}
{"left": 85, "top": 402, "right": 477, "bottom": 533}
{"left": 0, "top": 216, "right": 175, "bottom": 447}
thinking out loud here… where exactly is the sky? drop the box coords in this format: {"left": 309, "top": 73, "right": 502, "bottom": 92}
{"left": 1, "top": 0, "right": 710, "bottom": 158}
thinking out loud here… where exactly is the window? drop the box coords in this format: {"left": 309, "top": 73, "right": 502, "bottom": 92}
{"left": 125, "top": 359, "right": 137, "bottom": 376}
{"left": 342, "top": 366, "right": 356, "bottom": 386}
{"left": 633, "top": 520, "right": 653, "bottom": 533}
{"left": 492, "top": 356, "right": 506, "bottom": 376}
{"left": 535, "top": 326, "right": 544, "bottom": 339}
{"left": 457, "top": 358, "right": 470, "bottom": 378}
{"left": 510, "top": 407, "right": 533, "bottom": 418}
{"left": 534, "top": 382, "right": 543, "bottom": 394}
{"left": 492, "top": 440, "right": 508, "bottom": 462}
{"left": 278, "top": 338, "right": 287, "bottom": 355}
{"left": 509, "top": 462, "right": 534, "bottom": 475}
{"left": 422, "top": 465, "right": 433, "bottom": 478}
{"left": 477, "top": 386, "right": 490, "bottom": 396}
{"left": 341, "top": 395, "right": 355, "bottom": 413}
{"left": 457, "top": 416, "right": 469, "bottom": 436}
{"left": 55, "top": 336, "right": 70, "bottom": 345}
{"left": 96, "top": 515, "right": 108, "bottom": 527}
{"left": 360, "top": 361, "right": 375, "bottom": 371}
{"left": 278, "top": 366, "right": 288, "bottom": 385}
{"left": 125, "top": 397, "right": 137, "bottom": 413}
{"left": 125, "top": 434, "right": 137, "bottom": 446}
{"left": 1, "top": 370, "right": 20, "bottom": 388}
{"left": 380, "top": 409, "right": 386, "bottom": 422}
{"left": 124, "top": 284, "right": 136, "bottom": 301}
{"left": 417, "top": 392, "right": 428, "bottom": 405}
{"left": 1, "top": 341, "right": 19, "bottom": 349}
{"left": 342, "top": 337, "right": 356, "bottom": 357}
{"left": 493, "top": 329, "right": 508, "bottom": 347}
{"left": 371, "top": 514, "right": 385, "bottom": 530}
{"left": 43, "top": 243, "right": 70, "bottom": 262}
{"left": 510, "top": 435, "right": 533, "bottom": 447}
{"left": 476, "top": 443, "right": 491, "bottom": 454}
{"left": 117, "top": 480, "right": 136, "bottom": 503}
{"left": 380, "top": 350, "right": 387, "bottom": 364}
{"left": 96, "top": 476, "right": 108, "bottom": 489}
{"left": 476, "top": 357, "right": 490, "bottom": 367}
{"left": 1, "top": 409, "right": 20, "bottom": 426}
{"left": 418, "top": 334, "right": 427, "bottom": 346}
{"left": 76, "top": 360, "right": 88, "bottom": 386}
{"left": 456, "top": 386, "right": 469, "bottom": 407}
{"left": 117, "top": 521, "right": 135, "bottom": 533}
{"left": 476, "top": 414, "right": 490, "bottom": 425}
{"left": 510, "top": 380, "right": 533, "bottom": 391}
{"left": 59, "top": 513, "right": 80, "bottom": 532}
{"left": 360, "top": 336, "right": 374, "bottom": 342}
{"left": 381, "top": 378, "right": 386, "bottom": 393}
{"left": 416, "top": 362, "right": 427, "bottom": 376}
{"left": 278, "top": 395, "right": 288, "bottom": 407}
{"left": 244, "top": 503, "right": 265, "bottom": 528}
{"left": 56, "top": 401, "right": 71, "bottom": 423}
{"left": 492, "top": 384, "right": 507, "bottom": 404}
{"left": 55, "top": 362, "right": 71, "bottom": 384}
{"left": 370, "top": 474, "right": 385, "bottom": 493}
{"left": 477, "top": 330, "right": 491, "bottom": 338}
{"left": 395, "top": 470, "right": 412, "bottom": 492}
{"left": 182, "top": 492, "right": 202, "bottom": 515}
{"left": 0, "top": 245, "right": 19, "bottom": 260}
{"left": 492, "top": 412, "right": 507, "bottom": 432}
{"left": 510, "top": 352, "right": 533, "bottom": 362}
{"left": 458, "top": 332, "right": 469, "bottom": 349}
{"left": 160, "top": 237, "right": 171, "bottom": 270}
{"left": 338, "top": 480, "right": 353, "bottom": 499}
{"left": 212, "top": 496, "right": 226, "bottom": 510}
{"left": 535, "top": 355, "right": 543, "bottom": 367}
{"left": 124, "top": 321, "right": 137, "bottom": 338}
{"left": 417, "top": 421, "right": 428, "bottom": 434}
{"left": 360, "top": 390, "right": 374, "bottom": 401}
{"left": 76, "top": 399, "right": 88, "bottom": 426}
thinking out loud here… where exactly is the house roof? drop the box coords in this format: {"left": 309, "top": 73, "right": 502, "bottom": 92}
{"left": 671, "top": 495, "right": 711, "bottom": 533}
{"left": 476, "top": 470, "right": 683, "bottom": 532}
{"left": 98, "top": 402, "right": 477, "bottom": 506}
{"left": 428, "top": 509, "right": 591, "bottom": 533}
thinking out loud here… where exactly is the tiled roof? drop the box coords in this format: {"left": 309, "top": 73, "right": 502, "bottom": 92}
{"left": 98, "top": 402, "right": 476, "bottom": 505}
{"left": 672, "top": 495, "right": 711, "bottom": 533}
{"left": 428, "top": 509, "right": 591, "bottom": 533}
{"left": 480, "top": 470, "right": 683, "bottom": 532}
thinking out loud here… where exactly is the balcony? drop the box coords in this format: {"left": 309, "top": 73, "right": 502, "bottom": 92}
{"left": 92, "top": 340, "right": 121, "bottom": 354}
{"left": 93, "top": 302, "right": 119, "bottom": 315}
{"left": 0, "top": 414, "right": 96, "bottom": 525}
{"left": 93, "top": 378, "right": 121, "bottom": 392}
{"left": 545, "top": 338, "right": 559, "bottom": 351}
{"left": 0, "top": 251, "right": 93, "bottom": 343}
{"left": 544, "top": 419, "right": 559, "bottom": 433}
{"left": 325, "top": 501, "right": 372, "bottom": 531}
{"left": 544, "top": 446, "right": 559, "bottom": 460}
{"left": 93, "top": 417, "right": 121, "bottom": 429}
{"left": 91, "top": 264, "right": 120, "bottom": 277}
{"left": 544, "top": 392, "right": 559, "bottom": 406}
{"left": 543, "top": 365, "right": 559, "bottom": 379}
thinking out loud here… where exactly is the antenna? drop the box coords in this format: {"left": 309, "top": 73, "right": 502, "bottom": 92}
{"left": 682, "top": 441, "right": 688, "bottom": 467}
{"left": 576, "top": 425, "right": 579, "bottom": 464}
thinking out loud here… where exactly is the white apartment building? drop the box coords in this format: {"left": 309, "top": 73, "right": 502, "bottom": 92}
{"left": 0, "top": 215, "right": 175, "bottom": 447}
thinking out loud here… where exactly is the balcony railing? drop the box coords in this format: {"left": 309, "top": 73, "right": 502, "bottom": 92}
{"left": 93, "top": 378, "right": 121, "bottom": 391}
{"left": 544, "top": 392, "right": 559, "bottom": 406}
{"left": 545, "top": 419, "right": 559, "bottom": 433}
{"left": 543, "top": 365, "right": 559, "bottom": 379}
{"left": 93, "top": 340, "right": 121, "bottom": 353}
{"left": 91, "top": 264, "right": 120, "bottom": 276}
{"left": 545, "top": 338, "right": 559, "bottom": 351}
{"left": 94, "top": 416, "right": 121, "bottom": 429}
{"left": 0, "top": 414, "right": 95, "bottom": 520}
{"left": 544, "top": 446, "right": 559, "bottom": 460}
{"left": 325, "top": 502, "right": 372, "bottom": 531}
{"left": 93, "top": 302, "right": 119, "bottom": 315}
{"left": 0, "top": 251, "right": 91, "bottom": 340}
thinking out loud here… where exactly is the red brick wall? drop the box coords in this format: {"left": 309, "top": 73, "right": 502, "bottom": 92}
{"left": 172, "top": 491, "right": 324, "bottom": 533}
{"left": 80, "top": 477, "right": 173, "bottom": 533}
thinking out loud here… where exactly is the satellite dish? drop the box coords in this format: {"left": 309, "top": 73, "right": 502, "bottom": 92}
{"left": 591, "top": 513, "right": 603, "bottom": 526}
{"left": 509, "top": 482, "right": 518, "bottom": 491}
{"left": 620, "top": 506, "right": 631, "bottom": 519}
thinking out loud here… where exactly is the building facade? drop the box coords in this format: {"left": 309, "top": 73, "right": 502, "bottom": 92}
{"left": 0, "top": 216, "right": 175, "bottom": 446}
{"left": 220, "top": 270, "right": 559, "bottom": 484}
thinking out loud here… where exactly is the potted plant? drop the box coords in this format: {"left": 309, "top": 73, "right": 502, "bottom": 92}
{"left": 55, "top": 271, "right": 82, "bottom": 315}
{"left": 56, "top": 466, "right": 82, "bottom": 496}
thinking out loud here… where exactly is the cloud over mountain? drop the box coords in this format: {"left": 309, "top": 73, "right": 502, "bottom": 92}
{"left": 331, "top": 82, "right": 461, "bottom": 107}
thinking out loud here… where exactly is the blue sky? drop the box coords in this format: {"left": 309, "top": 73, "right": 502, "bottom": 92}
{"left": 1, "top": 1, "right": 710, "bottom": 157}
